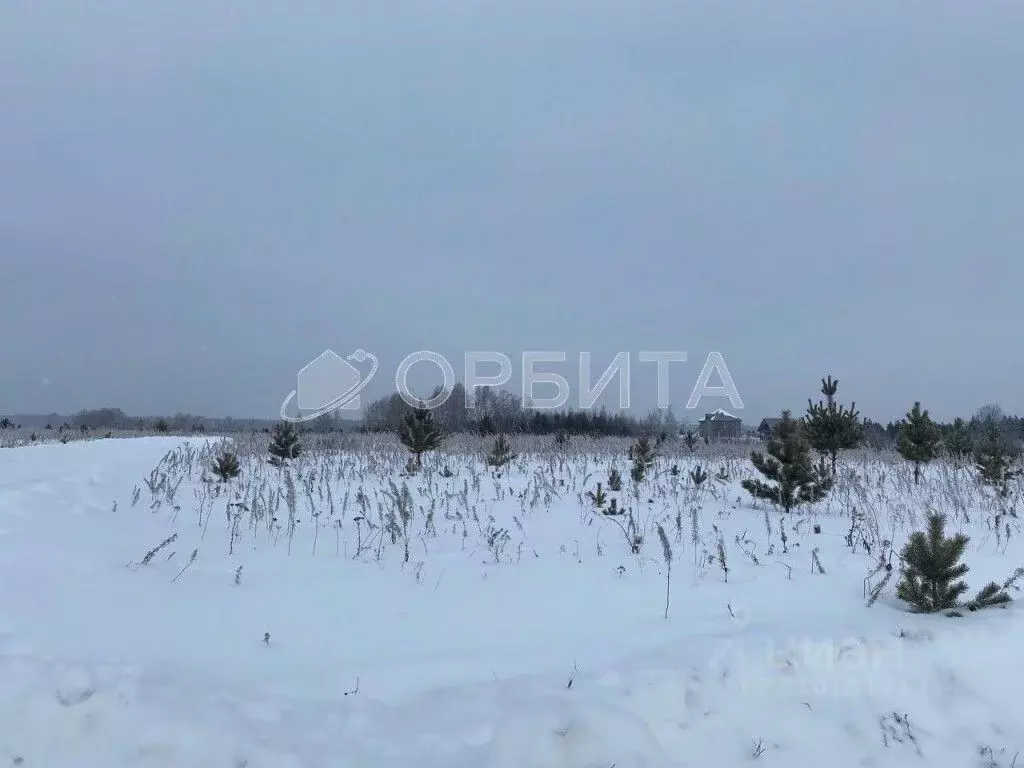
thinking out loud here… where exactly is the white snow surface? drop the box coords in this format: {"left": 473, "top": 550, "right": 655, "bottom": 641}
{"left": 1, "top": 436, "right": 1022, "bottom": 767}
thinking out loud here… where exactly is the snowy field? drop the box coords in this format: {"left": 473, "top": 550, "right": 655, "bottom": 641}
{"left": 1, "top": 433, "right": 1022, "bottom": 767}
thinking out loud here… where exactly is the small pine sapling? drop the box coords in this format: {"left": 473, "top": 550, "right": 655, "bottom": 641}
{"left": 268, "top": 422, "right": 302, "bottom": 466}
{"left": 485, "top": 434, "right": 517, "bottom": 470}
{"left": 741, "top": 411, "right": 833, "bottom": 513}
{"left": 897, "top": 513, "right": 969, "bottom": 613}
{"left": 586, "top": 482, "right": 608, "bottom": 510}
{"left": 803, "top": 375, "right": 863, "bottom": 473}
{"left": 897, "top": 512, "right": 1014, "bottom": 614}
{"left": 628, "top": 435, "right": 658, "bottom": 483}
{"left": 896, "top": 402, "right": 940, "bottom": 485}
{"left": 212, "top": 450, "right": 241, "bottom": 483}
{"left": 399, "top": 405, "right": 444, "bottom": 467}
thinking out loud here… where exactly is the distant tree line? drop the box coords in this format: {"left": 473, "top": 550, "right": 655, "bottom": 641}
{"left": 64, "top": 408, "right": 207, "bottom": 433}
{"left": 18, "top": 390, "right": 1024, "bottom": 455}
{"left": 359, "top": 383, "right": 680, "bottom": 438}
{"left": 864, "top": 403, "right": 1024, "bottom": 456}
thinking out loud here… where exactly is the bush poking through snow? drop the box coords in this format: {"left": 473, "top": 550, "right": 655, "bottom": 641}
{"left": 896, "top": 512, "right": 1013, "bottom": 614}
{"left": 656, "top": 523, "right": 673, "bottom": 618}
{"left": 131, "top": 533, "right": 178, "bottom": 569}
{"left": 171, "top": 548, "right": 199, "bottom": 583}
{"left": 751, "top": 738, "right": 767, "bottom": 759}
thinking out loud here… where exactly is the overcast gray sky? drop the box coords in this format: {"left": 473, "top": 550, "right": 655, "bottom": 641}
{"left": 2, "top": 1, "right": 1022, "bottom": 423}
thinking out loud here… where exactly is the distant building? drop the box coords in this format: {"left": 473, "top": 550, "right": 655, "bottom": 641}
{"left": 757, "top": 417, "right": 783, "bottom": 440}
{"left": 698, "top": 409, "right": 742, "bottom": 439}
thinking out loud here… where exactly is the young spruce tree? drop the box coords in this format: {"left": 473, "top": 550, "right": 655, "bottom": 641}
{"left": 268, "top": 422, "right": 301, "bottom": 466}
{"left": 212, "top": 449, "right": 241, "bottom": 483}
{"left": 399, "top": 404, "right": 443, "bottom": 467}
{"left": 741, "top": 411, "right": 833, "bottom": 513}
{"left": 803, "top": 375, "right": 862, "bottom": 473}
{"left": 896, "top": 402, "right": 940, "bottom": 485}
{"left": 485, "top": 434, "right": 517, "bottom": 470}
{"left": 628, "top": 434, "right": 658, "bottom": 483}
